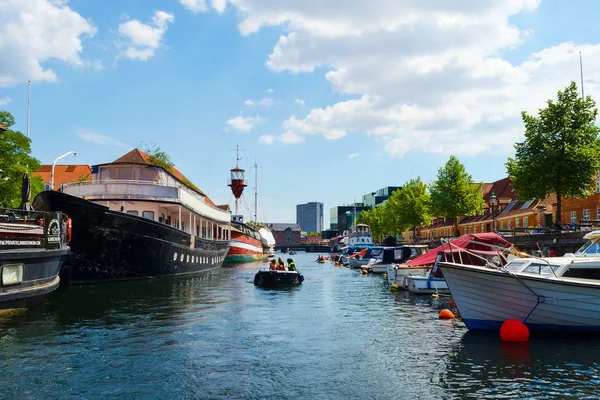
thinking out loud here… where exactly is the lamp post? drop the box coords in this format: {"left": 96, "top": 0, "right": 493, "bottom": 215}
{"left": 50, "top": 151, "right": 77, "bottom": 190}
{"left": 489, "top": 192, "right": 498, "bottom": 232}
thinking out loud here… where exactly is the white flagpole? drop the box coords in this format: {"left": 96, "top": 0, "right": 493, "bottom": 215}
{"left": 580, "top": 51, "right": 585, "bottom": 99}
{"left": 27, "top": 80, "right": 31, "bottom": 138}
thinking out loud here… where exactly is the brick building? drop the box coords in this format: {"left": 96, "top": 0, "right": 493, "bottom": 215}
{"left": 266, "top": 223, "right": 302, "bottom": 245}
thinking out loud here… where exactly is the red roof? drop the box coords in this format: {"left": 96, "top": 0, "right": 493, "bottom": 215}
{"left": 406, "top": 233, "right": 512, "bottom": 266}
{"left": 0, "top": 123, "right": 6, "bottom": 132}
{"left": 34, "top": 165, "right": 92, "bottom": 190}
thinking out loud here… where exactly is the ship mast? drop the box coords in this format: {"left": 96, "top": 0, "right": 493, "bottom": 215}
{"left": 228, "top": 145, "right": 247, "bottom": 217}
{"left": 254, "top": 159, "right": 258, "bottom": 223}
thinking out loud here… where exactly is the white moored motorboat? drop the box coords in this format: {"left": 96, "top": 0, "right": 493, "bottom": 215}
{"left": 439, "top": 230, "right": 600, "bottom": 332}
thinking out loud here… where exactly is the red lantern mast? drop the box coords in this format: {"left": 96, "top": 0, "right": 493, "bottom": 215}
{"left": 228, "top": 146, "right": 247, "bottom": 216}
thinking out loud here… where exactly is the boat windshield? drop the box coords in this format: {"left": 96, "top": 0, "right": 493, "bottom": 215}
{"left": 505, "top": 259, "right": 561, "bottom": 275}
{"left": 575, "top": 239, "right": 600, "bottom": 256}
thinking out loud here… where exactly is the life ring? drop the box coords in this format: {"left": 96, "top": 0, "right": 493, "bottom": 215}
{"left": 67, "top": 218, "right": 73, "bottom": 243}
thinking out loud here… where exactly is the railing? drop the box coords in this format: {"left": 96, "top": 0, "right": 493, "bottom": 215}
{"left": 61, "top": 180, "right": 230, "bottom": 223}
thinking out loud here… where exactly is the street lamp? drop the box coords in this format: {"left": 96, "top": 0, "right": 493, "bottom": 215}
{"left": 50, "top": 151, "right": 77, "bottom": 190}
{"left": 489, "top": 192, "right": 498, "bottom": 232}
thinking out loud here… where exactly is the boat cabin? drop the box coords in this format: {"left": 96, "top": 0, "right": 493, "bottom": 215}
{"left": 369, "top": 245, "right": 427, "bottom": 265}
{"left": 348, "top": 224, "right": 373, "bottom": 246}
{"left": 60, "top": 149, "right": 231, "bottom": 241}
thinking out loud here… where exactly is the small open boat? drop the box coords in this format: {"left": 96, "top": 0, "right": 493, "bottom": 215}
{"left": 254, "top": 269, "right": 304, "bottom": 286}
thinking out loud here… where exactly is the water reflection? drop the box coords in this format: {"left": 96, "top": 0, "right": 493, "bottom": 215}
{"left": 442, "top": 331, "right": 600, "bottom": 398}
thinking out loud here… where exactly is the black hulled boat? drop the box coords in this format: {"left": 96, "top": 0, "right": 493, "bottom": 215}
{"left": 0, "top": 208, "right": 69, "bottom": 308}
{"left": 33, "top": 149, "right": 231, "bottom": 284}
{"left": 254, "top": 269, "right": 304, "bottom": 287}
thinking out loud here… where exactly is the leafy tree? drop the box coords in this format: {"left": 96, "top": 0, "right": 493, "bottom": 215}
{"left": 430, "top": 155, "right": 484, "bottom": 236}
{"left": 0, "top": 111, "right": 43, "bottom": 208}
{"left": 388, "top": 178, "right": 432, "bottom": 240}
{"left": 77, "top": 173, "right": 91, "bottom": 183}
{"left": 360, "top": 206, "right": 386, "bottom": 242}
{"left": 143, "top": 142, "right": 174, "bottom": 171}
{"left": 506, "top": 82, "right": 600, "bottom": 225}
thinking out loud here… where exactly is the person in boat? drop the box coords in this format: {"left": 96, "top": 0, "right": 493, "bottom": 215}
{"left": 269, "top": 259, "right": 277, "bottom": 270}
{"left": 276, "top": 261, "right": 286, "bottom": 271}
{"left": 316, "top": 255, "right": 323, "bottom": 262}
{"left": 277, "top": 257, "right": 285, "bottom": 267}
{"left": 287, "top": 258, "right": 297, "bottom": 271}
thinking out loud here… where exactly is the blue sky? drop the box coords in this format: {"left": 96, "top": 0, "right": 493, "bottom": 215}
{"left": 2, "top": 0, "right": 600, "bottom": 227}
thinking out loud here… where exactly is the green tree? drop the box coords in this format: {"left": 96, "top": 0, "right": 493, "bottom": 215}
{"left": 360, "top": 206, "right": 385, "bottom": 242}
{"left": 388, "top": 178, "right": 432, "bottom": 241}
{"left": 0, "top": 111, "right": 43, "bottom": 208}
{"left": 430, "top": 155, "right": 484, "bottom": 236}
{"left": 143, "top": 142, "right": 174, "bottom": 171}
{"left": 506, "top": 82, "right": 600, "bottom": 225}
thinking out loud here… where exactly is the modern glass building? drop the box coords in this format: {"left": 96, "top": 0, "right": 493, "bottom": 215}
{"left": 296, "top": 202, "right": 324, "bottom": 232}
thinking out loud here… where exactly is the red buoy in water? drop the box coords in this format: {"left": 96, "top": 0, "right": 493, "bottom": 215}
{"left": 500, "top": 319, "right": 530, "bottom": 342}
{"left": 438, "top": 309, "right": 455, "bottom": 320}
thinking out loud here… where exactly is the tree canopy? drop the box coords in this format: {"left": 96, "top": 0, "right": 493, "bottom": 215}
{"left": 143, "top": 142, "right": 175, "bottom": 171}
{"left": 0, "top": 110, "right": 43, "bottom": 208}
{"left": 387, "top": 178, "right": 432, "bottom": 240}
{"left": 359, "top": 205, "right": 387, "bottom": 242}
{"left": 430, "top": 155, "right": 484, "bottom": 236}
{"left": 506, "top": 81, "right": 600, "bottom": 225}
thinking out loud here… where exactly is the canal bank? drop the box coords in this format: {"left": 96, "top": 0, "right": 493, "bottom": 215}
{"left": 0, "top": 252, "right": 598, "bottom": 399}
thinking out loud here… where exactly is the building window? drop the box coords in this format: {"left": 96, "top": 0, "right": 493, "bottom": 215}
{"left": 597, "top": 208, "right": 600, "bottom": 221}
{"left": 583, "top": 209, "right": 590, "bottom": 221}
{"left": 143, "top": 211, "right": 155, "bottom": 220}
{"left": 571, "top": 211, "right": 577, "bottom": 224}
{"left": 44, "top": 183, "right": 52, "bottom": 191}
{"left": 473, "top": 225, "right": 477, "bottom": 234}
{"left": 508, "top": 220, "right": 512, "bottom": 230}
{"left": 500, "top": 221, "right": 504, "bottom": 230}
{"left": 515, "top": 218, "right": 520, "bottom": 229}
{"left": 523, "top": 217, "right": 529, "bottom": 228}
{"left": 127, "top": 210, "right": 138, "bottom": 216}
{"left": 596, "top": 173, "right": 600, "bottom": 194}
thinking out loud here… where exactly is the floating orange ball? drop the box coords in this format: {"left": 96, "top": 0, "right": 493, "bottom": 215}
{"left": 500, "top": 319, "right": 530, "bottom": 342}
{"left": 439, "top": 309, "right": 455, "bottom": 320}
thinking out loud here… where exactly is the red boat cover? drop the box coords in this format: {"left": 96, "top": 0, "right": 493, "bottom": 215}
{"left": 406, "top": 233, "right": 512, "bottom": 267}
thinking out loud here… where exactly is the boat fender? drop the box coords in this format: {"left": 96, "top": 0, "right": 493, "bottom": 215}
{"left": 390, "top": 283, "right": 399, "bottom": 290}
{"left": 67, "top": 218, "right": 73, "bottom": 243}
{"left": 382, "top": 273, "right": 387, "bottom": 279}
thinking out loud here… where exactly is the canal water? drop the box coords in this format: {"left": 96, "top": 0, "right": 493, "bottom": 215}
{"left": 1, "top": 252, "right": 599, "bottom": 399}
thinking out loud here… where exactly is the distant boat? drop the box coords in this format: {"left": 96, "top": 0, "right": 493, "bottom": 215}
{"left": 33, "top": 148, "right": 231, "bottom": 284}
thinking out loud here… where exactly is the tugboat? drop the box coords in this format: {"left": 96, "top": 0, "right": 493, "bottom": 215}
{"left": 0, "top": 172, "right": 70, "bottom": 308}
{"left": 33, "top": 148, "right": 231, "bottom": 284}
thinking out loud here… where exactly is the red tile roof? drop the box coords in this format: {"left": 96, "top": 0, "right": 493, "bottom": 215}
{"left": 0, "top": 123, "right": 7, "bottom": 131}
{"left": 34, "top": 165, "right": 92, "bottom": 190}
{"left": 109, "top": 148, "right": 215, "bottom": 206}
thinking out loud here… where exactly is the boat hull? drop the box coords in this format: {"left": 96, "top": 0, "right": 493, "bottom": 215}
{"left": 439, "top": 262, "right": 600, "bottom": 332}
{"left": 33, "top": 191, "right": 230, "bottom": 284}
{"left": 254, "top": 270, "right": 304, "bottom": 287}
{"left": 406, "top": 275, "right": 450, "bottom": 294}
{"left": 0, "top": 248, "right": 66, "bottom": 309}
{"left": 385, "top": 265, "right": 429, "bottom": 287}
{"left": 225, "top": 227, "right": 267, "bottom": 264}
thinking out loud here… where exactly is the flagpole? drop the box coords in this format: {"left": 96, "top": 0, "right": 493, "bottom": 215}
{"left": 27, "top": 80, "right": 31, "bottom": 138}
{"left": 580, "top": 51, "right": 585, "bottom": 99}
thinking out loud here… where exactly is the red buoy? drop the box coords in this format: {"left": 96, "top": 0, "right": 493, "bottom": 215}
{"left": 500, "top": 319, "right": 530, "bottom": 342}
{"left": 438, "top": 309, "right": 455, "bottom": 320}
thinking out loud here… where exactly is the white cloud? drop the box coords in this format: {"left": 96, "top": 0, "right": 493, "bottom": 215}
{"left": 258, "top": 97, "right": 274, "bottom": 106}
{"left": 179, "top": 0, "right": 226, "bottom": 13}
{"left": 0, "top": 0, "right": 97, "bottom": 87}
{"left": 267, "top": 88, "right": 274, "bottom": 93}
{"left": 280, "top": 130, "right": 304, "bottom": 144}
{"left": 118, "top": 10, "right": 174, "bottom": 61}
{"left": 295, "top": 99, "right": 305, "bottom": 106}
{"left": 221, "top": 1, "right": 600, "bottom": 156}
{"left": 348, "top": 152, "right": 359, "bottom": 159}
{"left": 0, "top": 97, "right": 12, "bottom": 107}
{"left": 76, "top": 130, "right": 128, "bottom": 148}
{"left": 226, "top": 115, "right": 264, "bottom": 131}
{"left": 244, "top": 99, "right": 255, "bottom": 106}
{"left": 259, "top": 135, "right": 275, "bottom": 145}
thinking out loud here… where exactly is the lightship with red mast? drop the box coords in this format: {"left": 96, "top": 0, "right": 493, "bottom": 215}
{"left": 224, "top": 148, "right": 270, "bottom": 263}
